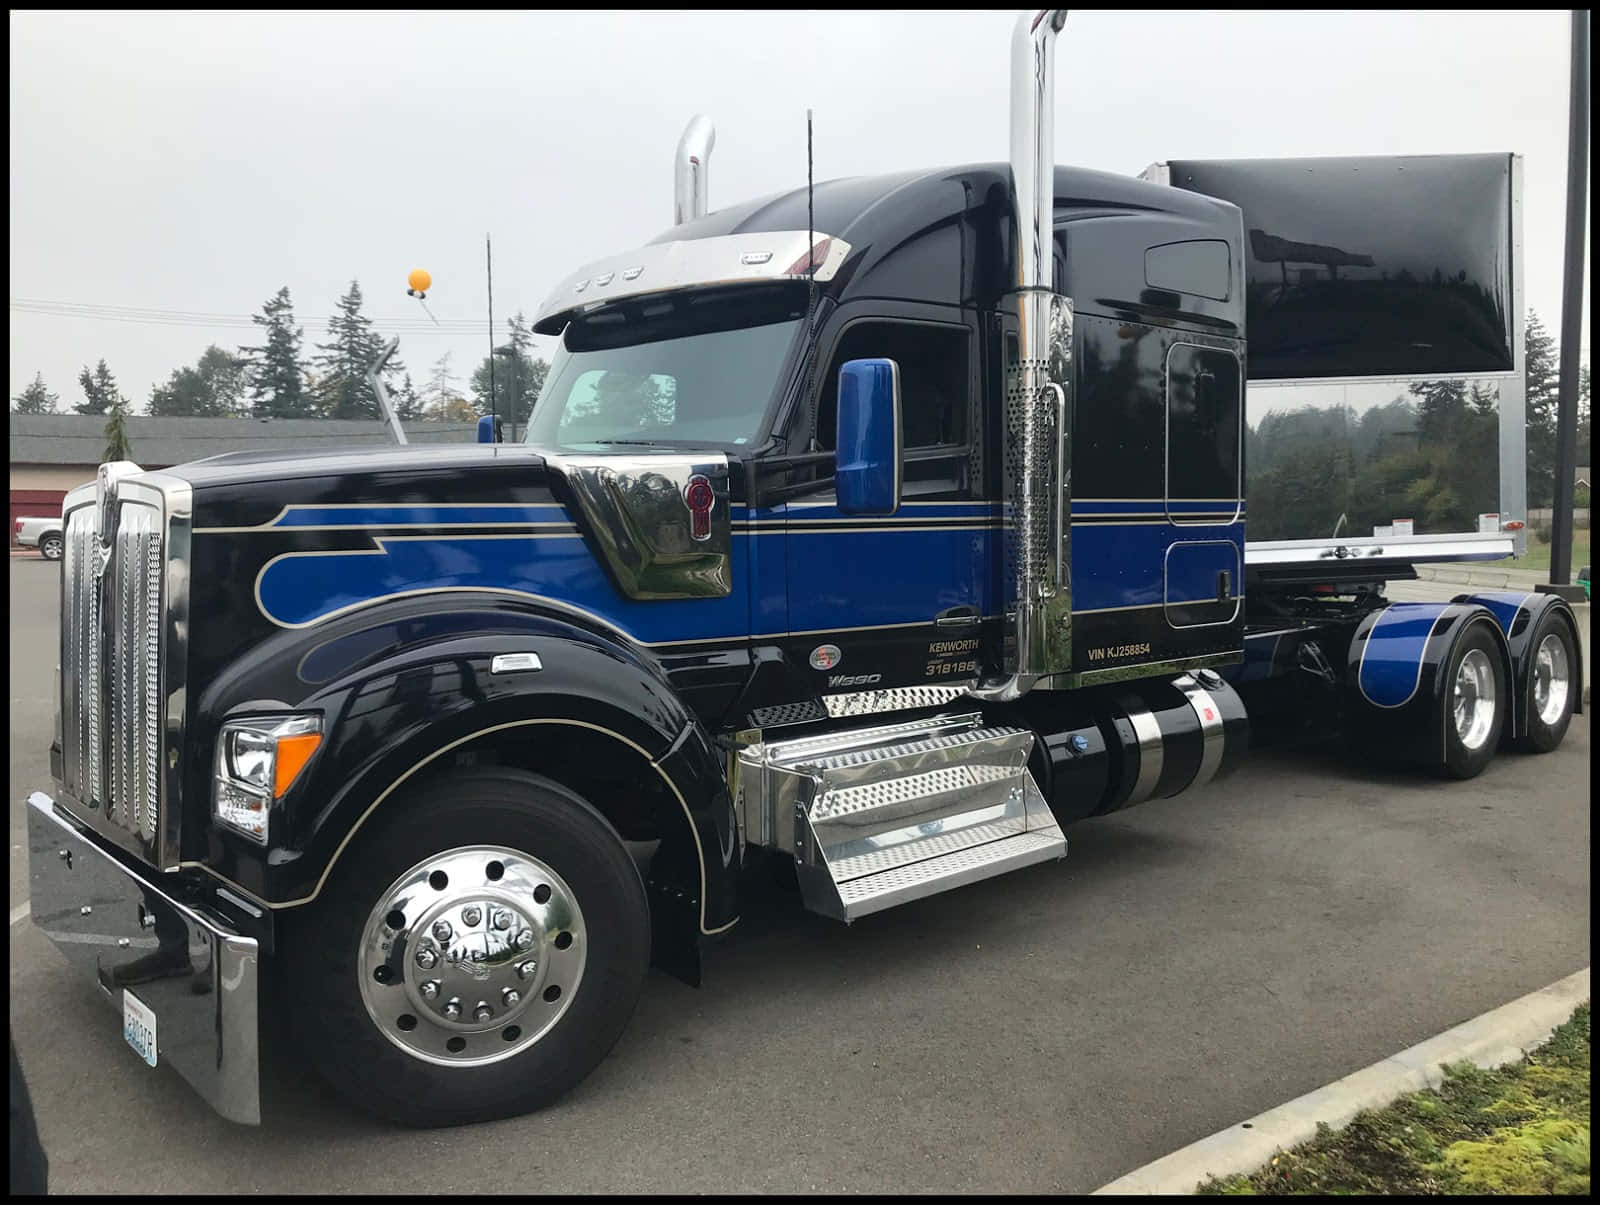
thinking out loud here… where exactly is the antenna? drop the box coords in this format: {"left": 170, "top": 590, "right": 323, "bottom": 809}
{"left": 804, "top": 108, "right": 820, "bottom": 453}
{"left": 486, "top": 233, "right": 497, "bottom": 438}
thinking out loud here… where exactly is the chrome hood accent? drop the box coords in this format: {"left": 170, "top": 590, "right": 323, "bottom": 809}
{"left": 542, "top": 449, "right": 733, "bottom": 600}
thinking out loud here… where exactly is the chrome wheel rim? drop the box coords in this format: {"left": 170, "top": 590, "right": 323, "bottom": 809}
{"left": 41, "top": 536, "right": 62, "bottom": 560}
{"left": 1451, "top": 648, "right": 1496, "bottom": 751}
{"left": 1531, "top": 633, "right": 1570, "bottom": 727}
{"left": 358, "top": 846, "right": 586, "bottom": 1067}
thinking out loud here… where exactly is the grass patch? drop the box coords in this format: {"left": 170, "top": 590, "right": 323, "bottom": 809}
{"left": 1517, "top": 529, "right": 1591, "bottom": 576}
{"left": 1198, "top": 1003, "right": 1589, "bottom": 1195}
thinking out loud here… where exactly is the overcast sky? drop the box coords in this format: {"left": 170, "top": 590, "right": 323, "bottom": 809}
{"left": 8, "top": 9, "right": 1590, "bottom": 419}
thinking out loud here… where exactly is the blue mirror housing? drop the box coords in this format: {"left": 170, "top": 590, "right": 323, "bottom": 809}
{"left": 477, "top": 415, "right": 502, "bottom": 444}
{"left": 835, "top": 358, "right": 902, "bottom": 516}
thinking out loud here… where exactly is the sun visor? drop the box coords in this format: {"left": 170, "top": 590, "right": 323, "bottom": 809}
{"left": 1149, "top": 154, "right": 1516, "bottom": 382}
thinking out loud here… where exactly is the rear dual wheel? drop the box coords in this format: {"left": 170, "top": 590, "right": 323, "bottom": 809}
{"left": 1437, "top": 624, "right": 1506, "bottom": 779}
{"left": 1516, "top": 615, "right": 1577, "bottom": 754}
{"left": 282, "top": 767, "right": 650, "bottom": 1127}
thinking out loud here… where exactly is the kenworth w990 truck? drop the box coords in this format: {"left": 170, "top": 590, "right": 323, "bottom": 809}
{"left": 28, "top": 10, "right": 1582, "bottom": 1127}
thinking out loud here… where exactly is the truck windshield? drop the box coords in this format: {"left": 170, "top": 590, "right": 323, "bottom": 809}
{"left": 524, "top": 283, "right": 805, "bottom": 449}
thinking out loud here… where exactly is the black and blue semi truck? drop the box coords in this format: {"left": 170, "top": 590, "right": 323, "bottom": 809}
{"left": 28, "top": 9, "right": 1582, "bottom": 1127}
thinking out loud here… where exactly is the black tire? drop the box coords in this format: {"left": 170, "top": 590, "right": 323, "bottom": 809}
{"left": 1435, "top": 622, "right": 1507, "bottom": 780}
{"left": 281, "top": 766, "right": 650, "bottom": 1127}
{"left": 1514, "top": 614, "right": 1577, "bottom": 754}
{"left": 38, "top": 533, "right": 62, "bottom": 561}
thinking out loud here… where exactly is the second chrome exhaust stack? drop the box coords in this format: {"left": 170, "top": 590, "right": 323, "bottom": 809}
{"left": 673, "top": 114, "right": 716, "bottom": 225}
{"left": 974, "top": 7, "right": 1074, "bottom": 702}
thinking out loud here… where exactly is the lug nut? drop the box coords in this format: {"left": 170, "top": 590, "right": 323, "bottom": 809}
{"left": 515, "top": 928, "right": 535, "bottom": 950}
{"left": 501, "top": 988, "right": 520, "bottom": 1007}
{"left": 419, "top": 980, "right": 440, "bottom": 1000}
{"left": 473, "top": 1002, "right": 494, "bottom": 1022}
{"left": 492, "top": 909, "right": 513, "bottom": 931}
{"left": 442, "top": 998, "right": 462, "bottom": 1020}
{"left": 516, "top": 959, "right": 536, "bottom": 979}
{"left": 431, "top": 920, "right": 453, "bottom": 942}
{"left": 415, "top": 946, "right": 438, "bottom": 969}
{"left": 461, "top": 906, "right": 482, "bottom": 926}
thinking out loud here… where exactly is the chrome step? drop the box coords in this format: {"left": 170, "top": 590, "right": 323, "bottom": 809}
{"left": 834, "top": 829, "right": 1065, "bottom": 919}
{"left": 737, "top": 712, "right": 1066, "bottom": 922}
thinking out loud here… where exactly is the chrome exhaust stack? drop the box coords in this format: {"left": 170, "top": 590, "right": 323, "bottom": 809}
{"left": 973, "top": 8, "right": 1073, "bottom": 702}
{"left": 673, "top": 114, "right": 716, "bottom": 225}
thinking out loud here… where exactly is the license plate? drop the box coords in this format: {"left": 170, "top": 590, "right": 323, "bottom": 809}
{"left": 123, "top": 990, "right": 158, "bottom": 1068}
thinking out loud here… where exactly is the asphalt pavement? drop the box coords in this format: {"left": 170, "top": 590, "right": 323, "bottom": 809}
{"left": 7, "top": 557, "right": 1591, "bottom": 1194}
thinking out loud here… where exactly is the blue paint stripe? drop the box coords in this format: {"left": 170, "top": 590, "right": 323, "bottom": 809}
{"left": 275, "top": 504, "right": 571, "bottom": 527}
{"left": 1072, "top": 500, "right": 1245, "bottom": 515}
{"left": 1358, "top": 603, "right": 1448, "bottom": 707}
{"left": 1456, "top": 590, "right": 1530, "bottom": 634}
{"left": 257, "top": 534, "right": 752, "bottom": 641}
{"left": 785, "top": 501, "right": 999, "bottom": 521}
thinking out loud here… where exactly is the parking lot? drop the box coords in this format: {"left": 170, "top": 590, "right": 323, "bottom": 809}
{"left": 8, "top": 556, "right": 1591, "bottom": 1194}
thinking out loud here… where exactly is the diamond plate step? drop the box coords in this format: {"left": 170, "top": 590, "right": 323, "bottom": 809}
{"left": 831, "top": 829, "right": 1066, "bottom": 920}
{"left": 742, "top": 711, "right": 1066, "bottom": 922}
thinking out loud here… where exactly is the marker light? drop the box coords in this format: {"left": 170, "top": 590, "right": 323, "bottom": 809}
{"left": 783, "top": 237, "right": 832, "bottom": 277}
{"left": 213, "top": 714, "right": 322, "bottom": 844}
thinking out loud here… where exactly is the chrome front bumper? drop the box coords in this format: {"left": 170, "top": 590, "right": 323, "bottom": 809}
{"left": 26, "top": 791, "right": 261, "bottom": 1124}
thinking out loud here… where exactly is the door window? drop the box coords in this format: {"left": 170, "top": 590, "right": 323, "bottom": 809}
{"left": 814, "top": 321, "right": 969, "bottom": 453}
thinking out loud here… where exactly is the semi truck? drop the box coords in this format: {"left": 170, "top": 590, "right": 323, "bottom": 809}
{"left": 27, "top": 9, "right": 1582, "bottom": 1128}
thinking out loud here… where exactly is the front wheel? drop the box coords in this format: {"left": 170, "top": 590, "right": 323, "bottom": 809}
{"left": 282, "top": 767, "right": 650, "bottom": 1127}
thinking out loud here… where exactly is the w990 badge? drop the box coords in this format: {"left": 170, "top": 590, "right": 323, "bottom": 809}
{"left": 123, "top": 990, "right": 158, "bottom": 1067}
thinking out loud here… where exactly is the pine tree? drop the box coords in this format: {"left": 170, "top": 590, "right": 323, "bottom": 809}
{"left": 11, "top": 373, "right": 59, "bottom": 414}
{"left": 1524, "top": 311, "right": 1559, "bottom": 507}
{"left": 469, "top": 311, "right": 548, "bottom": 426}
{"left": 75, "top": 359, "right": 122, "bottom": 415}
{"left": 103, "top": 392, "right": 132, "bottom": 462}
{"left": 395, "top": 373, "right": 426, "bottom": 421}
{"left": 425, "top": 352, "right": 463, "bottom": 419}
{"left": 312, "top": 281, "right": 404, "bottom": 420}
{"left": 1408, "top": 378, "right": 1468, "bottom": 444}
{"left": 242, "top": 288, "right": 312, "bottom": 418}
{"left": 1578, "top": 365, "right": 1590, "bottom": 469}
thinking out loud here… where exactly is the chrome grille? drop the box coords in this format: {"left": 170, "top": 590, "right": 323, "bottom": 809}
{"left": 59, "top": 485, "right": 168, "bottom": 848}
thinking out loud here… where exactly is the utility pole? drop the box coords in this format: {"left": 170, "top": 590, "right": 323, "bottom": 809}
{"left": 1542, "top": 8, "right": 1589, "bottom": 600}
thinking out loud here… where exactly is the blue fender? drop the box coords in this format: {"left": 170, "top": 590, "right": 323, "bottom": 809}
{"left": 1346, "top": 602, "right": 1513, "bottom": 764}
{"left": 1451, "top": 590, "right": 1585, "bottom": 738}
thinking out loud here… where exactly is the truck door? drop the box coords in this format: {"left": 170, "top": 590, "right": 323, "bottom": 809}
{"left": 783, "top": 307, "right": 989, "bottom": 692}
{"left": 1163, "top": 343, "right": 1244, "bottom": 632}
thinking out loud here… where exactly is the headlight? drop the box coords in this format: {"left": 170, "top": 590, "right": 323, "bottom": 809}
{"left": 213, "top": 714, "right": 322, "bottom": 844}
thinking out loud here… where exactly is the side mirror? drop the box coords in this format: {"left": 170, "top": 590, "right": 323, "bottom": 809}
{"left": 835, "top": 358, "right": 903, "bottom": 515}
{"left": 477, "top": 415, "right": 504, "bottom": 444}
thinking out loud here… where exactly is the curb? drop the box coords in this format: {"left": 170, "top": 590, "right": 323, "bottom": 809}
{"left": 1092, "top": 967, "right": 1591, "bottom": 1195}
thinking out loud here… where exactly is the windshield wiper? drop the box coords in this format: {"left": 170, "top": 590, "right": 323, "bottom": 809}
{"left": 592, "top": 438, "right": 665, "bottom": 447}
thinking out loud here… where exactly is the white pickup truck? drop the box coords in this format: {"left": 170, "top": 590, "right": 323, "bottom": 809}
{"left": 13, "top": 516, "right": 63, "bottom": 560}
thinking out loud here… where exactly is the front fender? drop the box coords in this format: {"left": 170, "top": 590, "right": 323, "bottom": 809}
{"left": 188, "top": 593, "right": 738, "bottom": 933}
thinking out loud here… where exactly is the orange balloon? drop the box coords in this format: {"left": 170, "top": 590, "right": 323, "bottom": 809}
{"left": 408, "top": 268, "right": 432, "bottom": 293}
